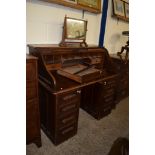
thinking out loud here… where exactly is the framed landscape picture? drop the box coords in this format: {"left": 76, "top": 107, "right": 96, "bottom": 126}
{"left": 66, "top": 17, "right": 87, "bottom": 40}
{"left": 60, "top": 16, "right": 88, "bottom": 47}
{"left": 78, "top": 0, "right": 100, "bottom": 10}
{"left": 113, "top": 0, "right": 125, "bottom": 17}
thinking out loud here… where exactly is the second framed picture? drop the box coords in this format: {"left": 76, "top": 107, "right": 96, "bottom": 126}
{"left": 124, "top": 2, "right": 129, "bottom": 19}
{"left": 113, "top": 0, "right": 125, "bottom": 17}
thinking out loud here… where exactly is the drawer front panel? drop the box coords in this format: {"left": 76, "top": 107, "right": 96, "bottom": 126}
{"left": 58, "top": 112, "right": 78, "bottom": 128}
{"left": 97, "top": 105, "right": 112, "bottom": 113}
{"left": 26, "top": 62, "right": 37, "bottom": 81}
{"left": 57, "top": 90, "right": 81, "bottom": 116}
{"left": 58, "top": 99, "right": 79, "bottom": 114}
{"left": 95, "top": 97, "right": 113, "bottom": 109}
{"left": 104, "top": 96, "right": 114, "bottom": 103}
{"left": 26, "top": 81, "right": 37, "bottom": 100}
{"left": 104, "top": 88, "right": 115, "bottom": 94}
{"left": 56, "top": 123, "right": 77, "bottom": 144}
{"left": 57, "top": 90, "right": 81, "bottom": 104}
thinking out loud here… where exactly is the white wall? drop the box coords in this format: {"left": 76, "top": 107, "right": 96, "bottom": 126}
{"left": 26, "top": 0, "right": 101, "bottom": 46}
{"left": 104, "top": 0, "right": 129, "bottom": 53}
{"left": 26, "top": 0, "right": 129, "bottom": 54}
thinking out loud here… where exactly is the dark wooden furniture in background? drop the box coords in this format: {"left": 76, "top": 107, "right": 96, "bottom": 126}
{"left": 26, "top": 55, "right": 41, "bottom": 147}
{"left": 40, "top": 0, "right": 101, "bottom": 14}
{"left": 28, "top": 44, "right": 118, "bottom": 145}
{"left": 110, "top": 54, "right": 129, "bottom": 103}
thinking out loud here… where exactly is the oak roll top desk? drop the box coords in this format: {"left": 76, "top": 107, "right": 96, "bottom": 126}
{"left": 28, "top": 44, "right": 119, "bottom": 145}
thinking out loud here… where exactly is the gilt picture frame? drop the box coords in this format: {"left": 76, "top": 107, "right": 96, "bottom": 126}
{"left": 78, "top": 0, "right": 100, "bottom": 10}
{"left": 113, "top": 0, "right": 125, "bottom": 17}
{"left": 64, "top": 0, "right": 77, "bottom": 4}
{"left": 124, "top": 2, "right": 129, "bottom": 19}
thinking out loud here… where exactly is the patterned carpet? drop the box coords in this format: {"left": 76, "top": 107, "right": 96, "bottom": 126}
{"left": 27, "top": 97, "right": 129, "bottom": 155}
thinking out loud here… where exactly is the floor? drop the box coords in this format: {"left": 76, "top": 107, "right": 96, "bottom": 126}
{"left": 26, "top": 97, "right": 129, "bottom": 155}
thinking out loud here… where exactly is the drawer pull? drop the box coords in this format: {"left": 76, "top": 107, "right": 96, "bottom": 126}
{"left": 62, "top": 104, "right": 76, "bottom": 112}
{"left": 104, "top": 81, "right": 107, "bottom": 85}
{"left": 77, "top": 90, "right": 81, "bottom": 94}
{"left": 62, "top": 126, "right": 74, "bottom": 135}
{"left": 62, "top": 116, "right": 75, "bottom": 124}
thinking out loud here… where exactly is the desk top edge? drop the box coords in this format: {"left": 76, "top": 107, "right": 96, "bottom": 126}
{"left": 28, "top": 44, "right": 101, "bottom": 49}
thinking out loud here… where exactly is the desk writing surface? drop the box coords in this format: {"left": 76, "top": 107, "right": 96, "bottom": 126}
{"left": 57, "top": 64, "right": 102, "bottom": 83}
{"left": 59, "top": 64, "right": 87, "bottom": 74}
{"left": 51, "top": 71, "right": 79, "bottom": 90}
{"left": 40, "top": 71, "right": 117, "bottom": 95}
{"left": 26, "top": 54, "right": 38, "bottom": 60}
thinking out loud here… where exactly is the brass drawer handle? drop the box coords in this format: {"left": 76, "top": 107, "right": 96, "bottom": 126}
{"left": 62, "top": 126, "right": 74, "bottom": 135}
{"left": 77, "top": 90, "right": 81, "bottom": 94}
{"left": 62, "top": 104, "right": 76, "bottom": 112}
{"left": 104, "top": 81, "right": 107, "bottom": 85}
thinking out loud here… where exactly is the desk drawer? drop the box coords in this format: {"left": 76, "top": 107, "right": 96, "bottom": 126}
{"left": 58, "top": 112, "right": 78, "bottom": 128}
{"left": 57, "top": 90, "right": 81, "bottom": 104}
{"left": 57, "top": 90, "right": 81, "bottom": 115}
{"left": 58, "top": 101, "right": 79, "bottom": 115}
{"left": 55, "top": 123, "right": 77, "bottom": 145}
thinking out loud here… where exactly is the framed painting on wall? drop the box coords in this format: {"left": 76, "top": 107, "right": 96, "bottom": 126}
{"left": 113, "top": 0, "right": 125, "bottom": 17}
{"left": 64, "top": 0, "right": 77, "bottom": 4}
{"left": 124, "top": 2, "right": 129, "bottom": 19}
{"left": 78, "top": 0, "right": 100, "bottom": 10}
